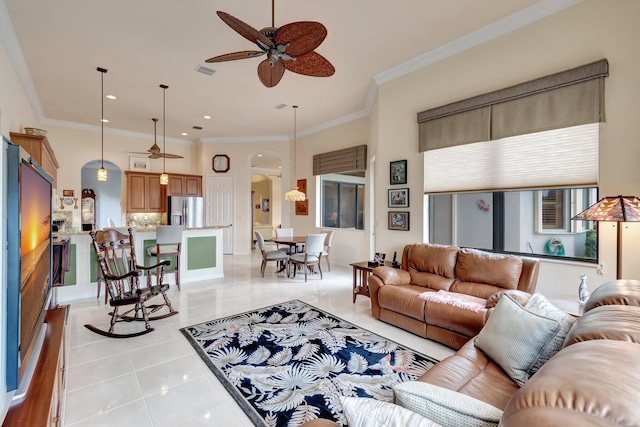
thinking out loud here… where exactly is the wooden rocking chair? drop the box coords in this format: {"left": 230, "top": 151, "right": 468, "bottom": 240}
{"left": 85, "top": 228, "right": 178, "bottom": 338}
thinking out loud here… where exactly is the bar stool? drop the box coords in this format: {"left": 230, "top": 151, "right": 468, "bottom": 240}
{"left": 147, "top": 225, "right": 183, "bottom": 290}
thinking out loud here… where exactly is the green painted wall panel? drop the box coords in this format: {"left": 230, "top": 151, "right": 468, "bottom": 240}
{"left": 63, "top": 244, "right": 77, "bottom": 285}
{"left": 90, "top": 244, "right": 99, "bottom": 282}
{"left": 187, "top": 236, "right": 216, "bottom": 270}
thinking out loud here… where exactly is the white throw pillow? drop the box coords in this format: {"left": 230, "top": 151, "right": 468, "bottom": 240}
{"left": 394, "top": 381, "right": 502, "bottom": 427}
{"left": 524, "top": 293, "right": 577, "bottom": 375}
{"left": 340, "top": 396, "right": 441, "bottom": 427}
{"left": 475, "top": 294, "right": 560, "bottom": 386}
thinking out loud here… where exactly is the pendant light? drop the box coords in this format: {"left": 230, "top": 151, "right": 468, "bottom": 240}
{"left": 159, "top": 84, "right": 169, "bottom": 186}
{"left": 96, "top": 67, "right": 108, "bottom": 181}
{"left": 284, "top": 105, "right": 306, "bottom": 202}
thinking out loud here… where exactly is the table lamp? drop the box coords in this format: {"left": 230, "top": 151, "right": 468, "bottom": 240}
{"left": 572, "top": 195, "right": 640, "bottom": 279}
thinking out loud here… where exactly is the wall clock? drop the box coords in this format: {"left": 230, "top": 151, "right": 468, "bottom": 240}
{"left": 212, "top": 154, "right": 230, "bottom": 173}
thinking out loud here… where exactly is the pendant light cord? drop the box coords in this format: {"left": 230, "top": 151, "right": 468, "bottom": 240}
{"left": 163, "top": 86, "right": 166, "bottom": 173}
{"left": 293, "top": 105, "right": 298, "bottom": 181}
{"left": 101, "top": 70, "right": 104, "bottom": 169}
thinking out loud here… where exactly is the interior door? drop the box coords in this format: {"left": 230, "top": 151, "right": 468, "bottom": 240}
{"left": 205, "top": 175, "right": 234, "bottom": 254}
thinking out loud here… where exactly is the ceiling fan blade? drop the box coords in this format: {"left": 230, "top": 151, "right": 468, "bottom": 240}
{"left": 283, "top": 51, "right": 335, "bottom": 77}
{"left": 217, "top": 11, "right": 274, "bottom": 49}
{"left": 274, "top": 22, "right": 327, "bottom": 57}
{"left": 257, "top": 59, "right": 285, "bottom": 88}
{"left": 206, "top": 50, "right": 265, "bottom": 63}
{"left": 158, "top": 153, "right": 184, "bottom": 159}
{"left": 148, "top": 153, "right": 161, "bottom": 159}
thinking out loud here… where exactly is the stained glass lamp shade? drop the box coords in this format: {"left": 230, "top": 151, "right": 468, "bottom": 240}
{"left": 572, "top": 195, "right": 640, "bottom": 279}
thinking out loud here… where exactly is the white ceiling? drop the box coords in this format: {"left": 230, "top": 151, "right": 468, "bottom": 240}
{"left": 3, "top": 0, "right": 578, "bottom": 151}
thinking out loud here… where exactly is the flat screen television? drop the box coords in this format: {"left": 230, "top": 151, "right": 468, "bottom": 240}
{"left": 5, "top": 143, "right": 53, "bottom": 395}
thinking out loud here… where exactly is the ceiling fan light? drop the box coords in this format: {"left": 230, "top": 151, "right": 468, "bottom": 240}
{"left": 97, "top": 167, "right": 108, "bottom": 182}
{"left": 160, "top": 173, "right": 169, "bottom": 185}
{"left": 285, "top": 186, "right": 305, "bottom": 202}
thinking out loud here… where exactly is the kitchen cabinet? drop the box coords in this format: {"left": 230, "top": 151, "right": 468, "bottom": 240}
{"left": 125, "top": 171, "right": 166, "bottom": 212}
{"left": 10, "top": 132, "right": 59, "bottom": 188}
{"left": 168, "top": 173, "right": 202, "bottom": 196}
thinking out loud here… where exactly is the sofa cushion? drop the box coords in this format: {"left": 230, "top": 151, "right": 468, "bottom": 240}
{"left": 486, "top": 289, "right": 532, "bottom": 308}
{"left": 475, "top": 294, "right": 560, "bottom": 386}
{"left": 378, "top": 285, "right": 428, "bottom": 321}
{"left": 454, "top": 249, "right": 523, "bottom": 291}
{"left": 523, "top": 293, "right": 576, "bottom": 375}
{"left": 563, "top": 305, "right": 640, "bottom": 347}
{"left": 584, "top": 279, "right": 640, "bottom": 312}
{"left": 418, "top": 290, "right": 486, "bottom": 313}
{"left": 405, "top": 244, "right": 458, "bottom": 281}
{"left": 340, "top": 396, "right": 441, "bottom": 427}
{"left": 393, "top": 381, "right": 502, "bottom": 427}
{"left": 420, "top": 291, "right": 488, "bottom": 338}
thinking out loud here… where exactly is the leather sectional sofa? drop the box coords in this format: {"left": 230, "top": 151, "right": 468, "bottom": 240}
{"left": 368, "top": 243, "right": 540, "bottom": 349}
{"left": 304, "top": 279, "right": 640, "bottom": 427}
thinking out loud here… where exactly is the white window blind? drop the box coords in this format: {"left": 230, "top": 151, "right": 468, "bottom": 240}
{"left": 424, "top": 123, "right": 599, "bottom": 194}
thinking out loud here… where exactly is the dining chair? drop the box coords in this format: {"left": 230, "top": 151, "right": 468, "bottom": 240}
{"left": 255, "top": 232, "right": 289, "bottom": 277}
{"left": 86, "top": 227, "right": 177, "bottom": 338}
{"left": 321, "top": 230, "right": 335, "bottom": 271}
{"left": 275, "top": 227, "right": 295, "bottom": 254}
{"left": 288, "top": 233, "right": 326, "bottom": 282}
{"left": 147, "top": 225, "right": 183, "bottom": 291}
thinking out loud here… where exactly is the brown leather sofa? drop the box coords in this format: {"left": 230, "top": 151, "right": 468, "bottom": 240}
{"left": 303, "top": 279, "right": 640, "bottom": 427}
{"left": 368, "top": 244, "right": 540, "bottom": 349}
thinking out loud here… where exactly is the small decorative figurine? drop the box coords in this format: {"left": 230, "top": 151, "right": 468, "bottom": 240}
{"left": 578, "top": 274, "right": 590, "bottom": 304}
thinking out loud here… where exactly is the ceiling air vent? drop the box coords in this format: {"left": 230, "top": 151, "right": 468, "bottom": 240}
{"left": 193, "top": 126, "right": 203, "bottom": 130}
{"left": 275, "top": 103, "right": 287, "bottom": 109}
{"left": 195, "top": 65, "right": 216, "bottom": 76}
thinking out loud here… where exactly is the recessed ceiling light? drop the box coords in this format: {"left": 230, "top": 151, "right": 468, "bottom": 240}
{"left": 101, "top": 119, "right": 109, "bottom": 123}
{"left": 203, "top": 115, "right": 211, "bottom": 120}
{"left": 106, "top": 95, "right": 116, "bottom": 100}
{"left": 258, "top": 154, "right": 262, "bottom": 157}
{"left": 181, "top": 132, "right": 188, "bottom": 136}
{"left": 278, "top": 166, "right": 282, "bottom": 169}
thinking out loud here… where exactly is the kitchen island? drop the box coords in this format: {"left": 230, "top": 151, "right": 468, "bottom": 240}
{"left": 56, "top": 226, "right": 225, "bottom": 302}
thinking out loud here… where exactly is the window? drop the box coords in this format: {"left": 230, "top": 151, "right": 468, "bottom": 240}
{"left": 320, "top": 174, "right": 364, "bottom": 230}
{"left": 429, "top": 187, "right": 598, "bottom": 261}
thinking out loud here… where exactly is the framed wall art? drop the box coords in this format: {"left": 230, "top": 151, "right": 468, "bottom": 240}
{"left": 390, "top": 160, "right": 407, "bottom": 185}
{"left": 388, "top": 211, "right": 410, "bottom": 231}
{"left": 388, "top": 188, "right": 409, "bottom": 208}
{"left": 129, "top": 156, "right": 150, "bottom": 172}
{"left": 295, "top": 178, "right": 308, "bottom": 215}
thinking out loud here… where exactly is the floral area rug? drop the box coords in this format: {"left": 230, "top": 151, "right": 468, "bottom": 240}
{"left": 180, "top": 300, "right": 439, "bottom": 427}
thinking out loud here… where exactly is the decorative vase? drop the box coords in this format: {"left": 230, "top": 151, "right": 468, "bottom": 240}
{"left": 578, "top": 274, "right": 590, "bottom": 304}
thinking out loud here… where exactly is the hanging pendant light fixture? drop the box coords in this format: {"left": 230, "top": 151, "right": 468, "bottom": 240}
{"left": 285, "top": 105, "right": 306, "bottom": 202}
{"left": 159, "top": 84, "right": 169, "bottom": 186}
{"left": 96, "top": 67, "right": 108, "bottom": 181}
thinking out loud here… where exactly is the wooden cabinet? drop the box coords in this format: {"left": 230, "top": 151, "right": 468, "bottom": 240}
{"left": 167, "top": 173, "right": 202, "bottom": 196}
{"left": 3, "top": 306, "right": 68, "bottom": 427}
{"left": 125, "top": 171, "right": 166, "bottom": 213}
{"left": 10, "top": 132, "right": 59, "bottom": 188}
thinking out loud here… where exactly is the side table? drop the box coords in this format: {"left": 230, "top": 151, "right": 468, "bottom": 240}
{"left": 350, "top": 261, "right": 394, "bottom": 303}
{"left": 545, "top": 293, "right": 585, "bottom": 317}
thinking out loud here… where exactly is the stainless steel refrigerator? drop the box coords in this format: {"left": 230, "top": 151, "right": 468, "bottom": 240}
{"left": 167, "top": 196, "right": 204, "bottom": 228}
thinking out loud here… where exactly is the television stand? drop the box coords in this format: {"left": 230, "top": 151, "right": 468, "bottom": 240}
{"left": 3, "top": 306, "right": 68, "bottom": 427}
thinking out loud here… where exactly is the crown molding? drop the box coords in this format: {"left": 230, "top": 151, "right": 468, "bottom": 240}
{"left": 199, "top": 135, "right": 289, "bottom": 144}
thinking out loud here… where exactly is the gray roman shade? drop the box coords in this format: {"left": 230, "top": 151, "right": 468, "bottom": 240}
{"left": 313, "top": 145, "right": 367, "bottom": 175}
{"left": 417, "top": 59, "right": 608, "bottom": 152}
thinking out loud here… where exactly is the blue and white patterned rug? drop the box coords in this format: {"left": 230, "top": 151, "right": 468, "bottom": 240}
{"left": 180, "top": 300, "right": 439, "bottom": 427}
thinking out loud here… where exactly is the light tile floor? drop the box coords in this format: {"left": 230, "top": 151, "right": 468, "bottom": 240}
{"left": 63, "top": 252, "right": 454, "bottom": 426}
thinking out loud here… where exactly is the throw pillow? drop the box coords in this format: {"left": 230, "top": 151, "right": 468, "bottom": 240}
{"left": 475, "top": 294, "right": 560, "bottom": 386}
{"left": 393, "top": 381, "right": 502, "bottom": 427}
{"left": 524, "top": 293, "right": 577, "bottom": 375}
{"left": 340, "top": 396, "right": 442, "bottom": 427}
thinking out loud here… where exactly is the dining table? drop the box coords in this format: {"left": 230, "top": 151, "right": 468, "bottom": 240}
{"left": 272, "top": 236, "right": 307, "bottom": 254}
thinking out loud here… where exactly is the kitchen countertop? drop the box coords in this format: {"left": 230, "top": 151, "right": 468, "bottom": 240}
{"left": 61, "top": 225, "right": 230, "bottom": 235}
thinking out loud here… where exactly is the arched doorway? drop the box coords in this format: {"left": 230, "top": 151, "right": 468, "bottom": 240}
{"left": 80, "top": 160, "right": 122, "bottom": 229}
{"left": 251, "top": 150, "right": 282, "bottom": 247}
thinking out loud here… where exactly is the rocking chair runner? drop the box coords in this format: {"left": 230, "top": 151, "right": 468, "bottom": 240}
{"left": 85, "top": 228, "right": 178, "bottom": 338}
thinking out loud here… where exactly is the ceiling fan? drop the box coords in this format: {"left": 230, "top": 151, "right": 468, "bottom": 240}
{"left": 129, "top": 118, "right": 184, "bottom": 159}
{"left": 205, "top": 0, "right": 335, "bottom": 88}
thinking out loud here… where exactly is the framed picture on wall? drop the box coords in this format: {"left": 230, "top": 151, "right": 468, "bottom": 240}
{"left": 390, "top": 160, "right": 407, "bottom": 185}
{"left": 388, "top": 211, "right": 410, "bottom": 231}
{"left": 295, "top": 178, "right": 308, "bottom": 215}
{"left": 262, "top": 199, "right": 270, "bottom": 212}
{"left": 388, "top": 188, "right": 409, "bottom": 208}
{"left": 129, "top": 156, "right": 150, "bottom": 172}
